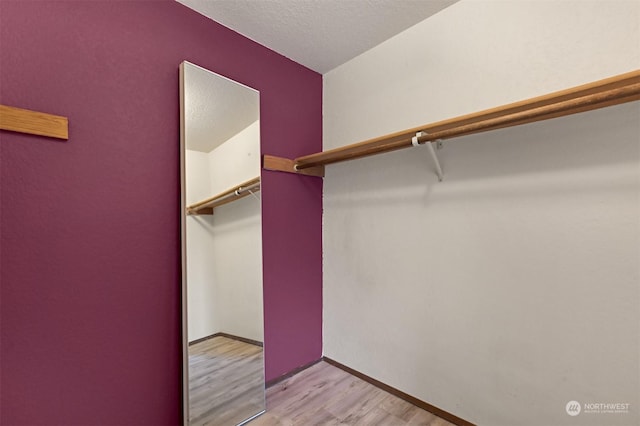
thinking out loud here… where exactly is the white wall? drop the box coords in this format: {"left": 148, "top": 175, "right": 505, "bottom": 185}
{"left": 187, "top": 120, "right": 263, "bottom": 342}
{"left": 209, "top": 194, "right": 263, "bottom": 342}
{"left": 186, "top": 150, "right": 217, "bottom": 340}
{"left": 322, "top": 2, "right": 639, "bottom": 426}
{"left": 209, "top": 120, "right": 261, "bottom": 194}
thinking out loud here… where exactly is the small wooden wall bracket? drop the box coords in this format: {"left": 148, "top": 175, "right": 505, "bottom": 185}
{"left": 186, "top": 207, "right": 214, "bottom": 216}
{"left": 262, "top": 155, "right": 325, "bottom": 177}
{"left": 0, "top": 104, "right": 69, "bottom": 140}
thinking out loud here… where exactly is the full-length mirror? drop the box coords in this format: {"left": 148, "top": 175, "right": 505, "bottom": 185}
{"left": 180, "top": 61, "right": 264, "bottom": 426}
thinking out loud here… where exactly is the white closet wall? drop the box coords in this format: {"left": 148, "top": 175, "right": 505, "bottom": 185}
{"left": 209, "top": 121, "right": 261, "bottom": 194}
{"left": 322, "top": 2, "right": 639, "bottom": 426}
{"left": 187, "top": 120, "right": 263, "bottom": 342}
{"left": 186, "top": 150, "right": 217, "bottom": 341}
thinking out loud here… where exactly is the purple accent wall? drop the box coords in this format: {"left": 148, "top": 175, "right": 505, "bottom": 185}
{"left": 0, "top": 1, "right": 322, "bottom": 424}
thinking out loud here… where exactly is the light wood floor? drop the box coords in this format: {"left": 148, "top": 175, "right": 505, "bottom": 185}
{"left": 189, "top": 336, "right": 265, "bottom": 426}
{"left": 250, "top": 361, "right": 456, "bottom": 426}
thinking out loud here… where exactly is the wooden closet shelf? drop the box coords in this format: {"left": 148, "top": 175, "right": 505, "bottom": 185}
{"left": 0, "top": 104, "right": 69, "bottom": 140}
{"left": 263, "top": 69, "right": 640, "bottom": 174}
{"left": 186, "top": 177, "right": 260, "bottom": 216}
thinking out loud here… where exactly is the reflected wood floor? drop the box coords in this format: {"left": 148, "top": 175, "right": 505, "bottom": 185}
{"left": 250, "top": 361, "right": 456, "bottom": 426}
{"left": 189, "top": 336, "right": 265, "bottom": 426}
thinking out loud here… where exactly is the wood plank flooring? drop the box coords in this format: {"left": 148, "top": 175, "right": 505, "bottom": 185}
{"left": 189, "top": 336, "right": 265, "bottom": 426}
{"left": 190, "top": 338, "right": 456, "bottom": 425}
{"left": 250, "top": 361, "right": 456, "bottom": 426}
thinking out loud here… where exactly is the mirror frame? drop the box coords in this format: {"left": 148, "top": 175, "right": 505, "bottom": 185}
{"left": 179, "top": 61, "right": 265, "bottom": 426}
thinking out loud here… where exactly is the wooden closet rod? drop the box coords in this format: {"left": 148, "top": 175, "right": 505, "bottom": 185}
{"left": 0, "top": 104, "right": 68, "bottom": 140}
{"left": 186, "top": 177, "right": 260, "bottom": 216}
{"left": 290, "top": 70, "right": 640, "bottom": 171}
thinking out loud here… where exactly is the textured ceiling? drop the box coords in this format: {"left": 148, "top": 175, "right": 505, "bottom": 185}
{"left": 176, "top": 0, "right": 459, "bottom": 73}
{"left": 183, "top": 61, "right": 259, "bottom": 153}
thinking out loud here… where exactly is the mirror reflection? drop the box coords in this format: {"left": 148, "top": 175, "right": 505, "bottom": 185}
{"left": 180, "top": 61, "right": 264, "bottom": 426}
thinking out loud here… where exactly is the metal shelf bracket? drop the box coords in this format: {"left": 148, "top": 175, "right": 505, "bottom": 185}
{"left": 412, "top": 131, "right": 444, "bottom": 182}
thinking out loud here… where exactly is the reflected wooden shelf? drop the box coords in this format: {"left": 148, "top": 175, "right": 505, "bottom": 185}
{"left": 186, "top": 177, "right": 260, "bottom": 216}
{"left": 264, "top": 69, "right": 640, "bottom": 175}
